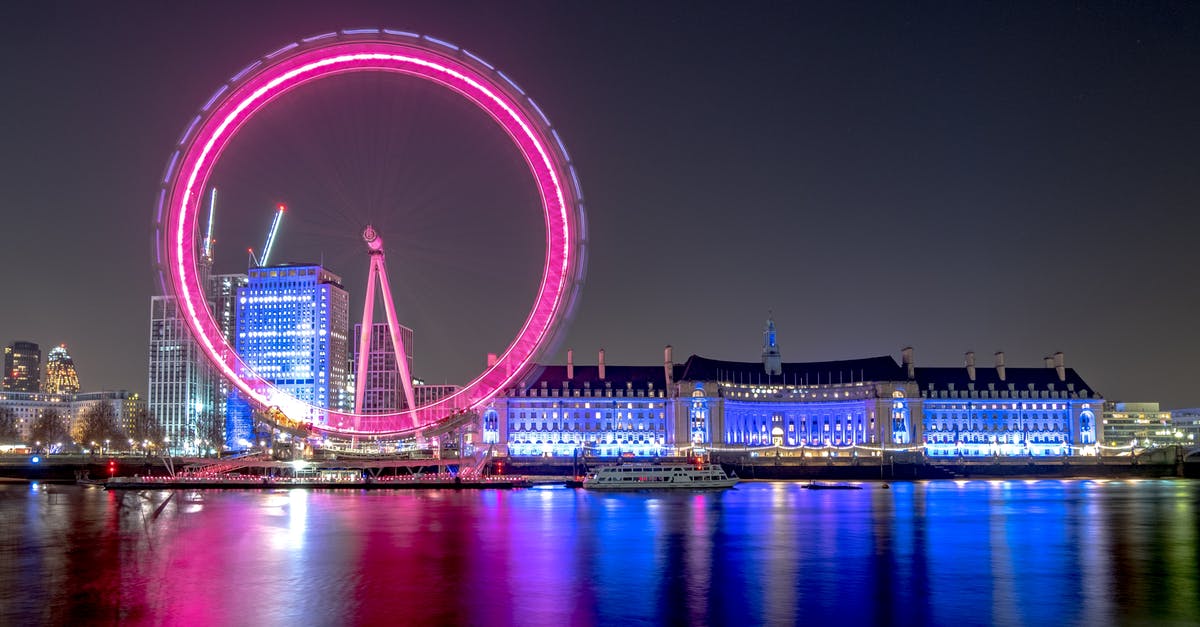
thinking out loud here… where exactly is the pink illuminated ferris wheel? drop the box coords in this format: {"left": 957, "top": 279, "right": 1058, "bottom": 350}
{"left": 152, "top": 29, "right": 587, "bottom": 438}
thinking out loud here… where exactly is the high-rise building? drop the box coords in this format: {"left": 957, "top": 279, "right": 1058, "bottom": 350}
{"left": 44, "top": 344, "right": 80, "bottom": 394}
{"left": 148, "top": 296, "right": 216, "bottom": 454}
{"left": 230, "top": 264, "right": 349, "bottom": 437}
{"left": 209, "top": 272, "right": 248, "bottom": 441}
{"left": 352, "top": 322, "right": 414, "bottom": 413}
{"left": 3, "top": 341, "right": 41, "bottom": 392}
{"left": 209, "top": 273, "right": 248, "bottom": 344}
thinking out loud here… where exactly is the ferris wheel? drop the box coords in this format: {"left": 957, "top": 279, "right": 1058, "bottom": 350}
{"left": 153, "top": 29, "right": 587, "bottom": 439}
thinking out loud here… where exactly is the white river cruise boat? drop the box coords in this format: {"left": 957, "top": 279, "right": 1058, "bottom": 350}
{"left": 583, "top": 463, "right": 738, "bottom": 490}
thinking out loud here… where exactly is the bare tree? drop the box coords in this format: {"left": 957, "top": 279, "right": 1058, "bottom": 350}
{"left": 30, "top": 408, "right": 70, "bottom": 451}
{"left": 0, "top": 407, "right": 20, "bottom": 443}
{"left": 75, "top": 402, "right": 126, "bottom": 452}
{"left": 127, "top": 406, "right": 165, "bottom": 450}
{"left": 201, "top": 410, "right": 225, "bottom": 456}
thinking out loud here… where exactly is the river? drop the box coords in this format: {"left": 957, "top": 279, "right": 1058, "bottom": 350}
{"left": 1, "top": 479, "right": 1197, "bottom": 625}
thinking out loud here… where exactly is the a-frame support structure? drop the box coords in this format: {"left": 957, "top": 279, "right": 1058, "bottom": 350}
{"left": 353, "top": 226, "right": 417, "bottom": 431}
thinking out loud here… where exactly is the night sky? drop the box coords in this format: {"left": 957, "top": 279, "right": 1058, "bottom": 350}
{"left": 1, "top": 2, "right": 1198, "bottom": 407}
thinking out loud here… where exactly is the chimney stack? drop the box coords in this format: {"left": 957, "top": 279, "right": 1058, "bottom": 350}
{"left": 598, "top": 348, "right": 606, "bottom": 380}
{"left": 965, "top": 351, "right": 976, "bottom": 381}
{"left": 901, "top": 346, "right": 914, "bottom": 379}
{"left": 664, "top": 345, "right": 674, "bottom": 395}
{"left": 1054, "top": 351, "right": 1065, "bottom": 382}
{"left": 994, "top": 351, "right": 1006, "bottom": 382}
{"left": 567, "top": 349, "right": 574, "bottom": 380}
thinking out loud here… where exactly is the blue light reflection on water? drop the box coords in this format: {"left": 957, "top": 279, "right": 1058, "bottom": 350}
{"left": 0, "top": 480, "right": 1196, "bottom": 625}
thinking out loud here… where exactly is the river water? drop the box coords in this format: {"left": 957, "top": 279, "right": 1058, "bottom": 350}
{"left": 1, "top": 479, "right": 1197, "bottom": 626}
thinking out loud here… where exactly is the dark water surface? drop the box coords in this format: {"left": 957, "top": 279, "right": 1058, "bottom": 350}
{"left": 1, "top": 479, "right": 1197, "bottom": 626}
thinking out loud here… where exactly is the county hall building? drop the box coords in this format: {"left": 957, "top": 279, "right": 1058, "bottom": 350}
{"left": 482, "top": 319, "right": 1103, "bottom": 458}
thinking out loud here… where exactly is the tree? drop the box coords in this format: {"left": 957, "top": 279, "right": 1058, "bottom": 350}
{"left": 30, "top": 408, "right": 70, "bottom": 451}
{"left": 0, "top": 407, "right": 20, "bottom": 444}
{"left": 201, "top": 410, "right": 225, "bottom": 456}
{"left": 75, "top": 402, "right": 126, "bottom": 452}
{"left": 127, "top": 406, "right": 165, "bottom": 450}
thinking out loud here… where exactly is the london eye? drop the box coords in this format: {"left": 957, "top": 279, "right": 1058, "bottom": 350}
{"left": 152, "top": 30, "right": 587, "bottom": 442}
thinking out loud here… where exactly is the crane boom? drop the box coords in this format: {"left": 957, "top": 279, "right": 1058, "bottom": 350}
{"left": 259, "top": 204, "right": 286, "bottom": 267}
{"left": 203, "top": 188, "right": 217, "bottom": 259}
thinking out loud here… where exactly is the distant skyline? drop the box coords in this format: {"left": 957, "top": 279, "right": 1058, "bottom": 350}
{"left": 1, "top": 2, "right": 1198, "bottom": 407}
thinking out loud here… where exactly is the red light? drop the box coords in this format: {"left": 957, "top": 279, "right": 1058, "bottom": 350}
{"left": 277, "top": 204, "right": 286, "bottom": 212}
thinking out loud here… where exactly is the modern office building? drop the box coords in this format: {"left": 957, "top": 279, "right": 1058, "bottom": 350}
{"left": 230, "top": 264, "right": 349, "bottom": 438}
{"left": 3, "top": 341, "right": 41, "bottom": 392}
{"left": 484, "top": 322, "right": 1104, "bottom": 458}
{"left": 352, "top": 321, "right": 414, "bottom": 413}
{"left": 1165, "top": 407, "right": 1200, "bottom": 445}
{"left": 1101, "top": 402, "right": 1174, "bottom": 447}
{"left": 210, "top": 273, "right": 249, "bottom": 343}
{"left": 148, "top": 296, "right": 217, "bottom": 454}
{"left": 413, "top": 383, "right": 461, "bottom": 409}
{"left": 44, "top": 344, "right": 81, "bottom": 394}
{"left": 209, "top": 273, "right": 248, "bottom": 439}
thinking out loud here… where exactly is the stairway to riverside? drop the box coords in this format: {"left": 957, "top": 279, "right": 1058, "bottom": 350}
{"left": 182, "top": 452, "right": 270, "bottom": 476}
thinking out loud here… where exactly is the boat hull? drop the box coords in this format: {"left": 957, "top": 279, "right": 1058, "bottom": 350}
{"left": 583, "top": 478, "right": 738, "bottom": 490}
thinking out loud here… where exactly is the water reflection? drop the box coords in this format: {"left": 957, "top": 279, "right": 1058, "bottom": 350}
{"left": 0, "top": 480, "right": 1197, "bottom": 625}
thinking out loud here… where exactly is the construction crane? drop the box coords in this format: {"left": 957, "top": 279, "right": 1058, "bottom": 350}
{"left": 203, "top": 188, "right": 217, "bottom": 261}
{"left": 248, "top": 203, "right": 286, "bottom": 267}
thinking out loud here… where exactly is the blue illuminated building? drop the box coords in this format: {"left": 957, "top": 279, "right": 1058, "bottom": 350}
{"left": 487, "top": 321, "right": 1102, "bottom": 458}
{"left": 226, "top": 264, "right": 349, "bottom": 447}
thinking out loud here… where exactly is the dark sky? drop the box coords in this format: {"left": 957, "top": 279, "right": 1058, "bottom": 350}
{"left": 1, "top": 2, "right": 1198, "bottom": 407}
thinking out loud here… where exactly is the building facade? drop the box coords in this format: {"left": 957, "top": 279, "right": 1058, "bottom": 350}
{"left": 0, "top": 389, "right": 142, "bottom": 446}
{"left": 44, "top": 344, "right": 80, "bottom": 394}
{"left": 69, "top": 390, "right": 144, "bottom": 442}
{"left": 148, "top": 296, "right": 216, "bottom": 454}
{"left": 413, "top": 383, "right": 461, "bottom": 408}
{"left": 3, "top": 341, "right": 41, "bottom": 392}
{"left": 1164, "top": 407, "right": 1200, "bottom": 446}
{"left": 209, "top": 272, "right": 248, "bottom": 444}
{"left": 0, "top": 391, "right": 71, "bottom": 444}
{"left": 1101, "top": 402, "right": 1174, "bottom": 447}
{"left": 231, "top": 264, "right": 349, "bottom": 437}
{"left": 352, "top": 321, "right": 413, "bottom": 413}
{"left": 485, "top": 334, "right": 1103, "bottom": 458}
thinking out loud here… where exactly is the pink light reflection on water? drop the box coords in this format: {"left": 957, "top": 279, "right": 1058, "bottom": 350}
{"left": 1, "top": 481, "right": 1198, "bottom": 625}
